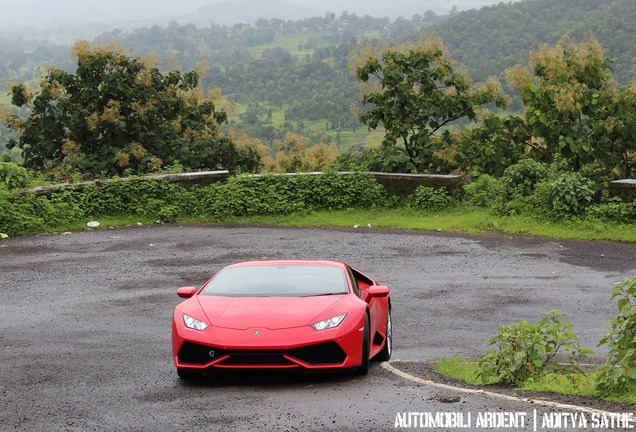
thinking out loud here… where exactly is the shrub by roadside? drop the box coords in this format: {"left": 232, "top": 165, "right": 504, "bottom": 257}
{"left": 1, "top": 165, "right": 633, "bottom": 238}
{"left": 595, "top": 277, "right": 636, "bottom": 392}
{"left": 465, "top": 159, "right": 635, "bottom": 223}
{"left": 477, "top": 310, "right": 593, "bottom": 386}
{"left": 0, "top": 172, "right": 388, "bottom": 236}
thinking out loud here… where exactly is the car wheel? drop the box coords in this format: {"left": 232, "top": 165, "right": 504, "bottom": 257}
{"left": 375, "top": 307, "right": 392, "bottom": 362}
{"left": 356, "top": 313, "right": 370, "bottom": 375}
{"left": 177, "top": 368, "right": 200, "bottom": 380}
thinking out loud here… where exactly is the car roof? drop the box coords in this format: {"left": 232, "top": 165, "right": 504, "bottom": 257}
{"left": 224, "top": 259, "right": 347, "bottom": 269}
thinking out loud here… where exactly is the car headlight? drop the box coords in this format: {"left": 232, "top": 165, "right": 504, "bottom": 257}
{"left": 183, "top": 313, "right": 209, "bottom": 331}
{"left": 311, "top": 313, "right": 347, "bottom": 331}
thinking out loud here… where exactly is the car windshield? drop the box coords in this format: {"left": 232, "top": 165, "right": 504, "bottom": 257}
{"left": 200, "top": 264, "right": 349, "bottom": 297}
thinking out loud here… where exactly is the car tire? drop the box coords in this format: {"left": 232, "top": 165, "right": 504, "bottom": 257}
{"left": 375, "top": 307, "right": 392, "bottom": 362}
{"left": 177, "top": 368, "right": 200, "bottom": 380}
{"left": 356, "top": 313, "right": 370, "bottom": 375}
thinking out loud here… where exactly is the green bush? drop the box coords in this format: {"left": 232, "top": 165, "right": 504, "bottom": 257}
{"left": 199, "top": 172, "right": 387, "bottom": 219}
{"left": 586, "top": 200, "right": 636, "bottom": 224}
{"left": 497, "top": 160, "right": 598, "bottom": 219}
{"left": 478, "top": 311, "right": 592, "bottom": 386}
{"left": 545, "top": 172, "right": 595, "bottom": 218}
{"left": 0, "top": 179, "right": 201, "bottom": 234}
{"left": 495, "top": 159, "right": 554, "bottom": 216}
{"left": 502, "top": 158, "right": 552, "bottom": 200}
{"left": 463, "top": 174, "right": 503, "bottom": 208}
{"left": 0, "top": 173, "right": 388, "bottom": 235}
{"left": 0, "top": 191, "right": 46, "bottom": 235}
{"left": 46, "top": 189, "right": 84, "bottom": 227}
{"left": 200, "top": 175, "right": 306, "bottom": 219}
{"left": 0, "top": 162, "right": 30, "bottom": 190}
{"left": 595, "top": 277, "right": 636, "bottom": 392}
{"left": 517, "top": 172, "right": 597, "bottom": 220}
{"left": 79, "top": 180, "right": 199, "bottom": 220}
{"left": 407, "top": 185, "right": 454, "bottom": 210}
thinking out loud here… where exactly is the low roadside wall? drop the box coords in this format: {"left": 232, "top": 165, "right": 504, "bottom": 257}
{"left": 365, "top": 172, "right": 465, "bottom": 196}
{"left": 21, "top": 170, "right": 464, "bottom": 197}
{"left": 252, "top": 171, "right": 465, "bottom": 196}
{"left": 609, "top": 179, "right": 636, "bottom": 202}
{"left": 21, "top": 170, "right": 230, "bottom": 195}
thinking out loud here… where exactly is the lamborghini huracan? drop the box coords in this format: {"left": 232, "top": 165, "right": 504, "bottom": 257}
{"left": 171, "top": 260, "right": 392, "bottom": 378}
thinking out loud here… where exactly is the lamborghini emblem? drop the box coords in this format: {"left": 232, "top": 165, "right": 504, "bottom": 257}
{"left": 254, "top": 330, "right": 261, "bottom": 336}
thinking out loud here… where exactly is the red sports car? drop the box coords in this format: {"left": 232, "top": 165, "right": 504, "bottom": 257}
{"left": 172, "top": 260, "right": 392, "bottom": 378}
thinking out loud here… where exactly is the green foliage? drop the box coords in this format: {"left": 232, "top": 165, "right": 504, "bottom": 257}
{"left": 355, "top": 40, "right": 507, "bottom": 172}
{"left": 361, "top": 146, "right": 416, "bottom": 174}
{"left": 502, "top": 158, "right": 552, "bottom": 200}
{"left": 453, "top": 114, "right": 530, "bottom": 178}
{"left": 463, "top": 174, "right": 503, "bottom": 208}
{"left": 497, "top": 159, "right": 553, "bottom": 215}
{"left": 0, "top": 173, "right": 386, "bottom": 236}
{"left": 200, "top": 172, "right": 386, "bottom": 219}
{"left": 0, "top": 162, "right": 30, "bottom": 189}
{"left": 167, "top": 160, "right": 185, "bottom": 174}
{"left": 0, "top": 191, "right": 47, "bottom": 235}
{"left": 435, "top": 356, "right": 636, "bottom": 405}
{"left": 407, "top": 186, "right": 454, "bottom": 210}
{"left": 544, "top": 172, "right": 596, "bottom": 218}
{"left": 79, "top": 180, "right": 198, "bottom": 221}
{"left": 6, "top": 42, "right": 255, "bottom": 177}
{"left": 3, "top": 3, "right": 635, "bottom": 171}
{"left": 586, "top": 200, "right": 636, "bottom": 224}
{"left": 0, "top": 180, "right": 198, "bottom": 236}
{"left": 508, "top": 36, "right": 635, "bottom": 178}
{"left": 199, "top": 175, "right": 305, "bottom": 218}
{"left": 478, "top": 311, "right": 593, "bottom": 386}
{"left": 302, "top": 171, "right": 387, "bottom": 210}
{"left": 494, "top": 159, "right": 600, "bottom": 219}
{"left": 430, "top": 0, "right": 635, "bottom": 86}
{"left": 595, "top": 277, "right": 636, "bottom": 392}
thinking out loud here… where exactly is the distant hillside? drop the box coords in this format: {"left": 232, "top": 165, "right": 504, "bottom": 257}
{"left": 429, "top": 0, "right": 635, "bottom": 84}
{"left": 2, "top": 0, "right": 634, "bottom": 155}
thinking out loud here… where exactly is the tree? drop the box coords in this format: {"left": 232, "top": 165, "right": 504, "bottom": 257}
{"left": 613, "top": 86, "right": 636, "bottom": 177}
{"left": 450, "top": 114, "right": 530, "bottom": 178}
{"left": 423, "top": 10, "right": 437, "bottom": 21}
{"left": 5, "top": 41, "right": 258, "bottom": 176}
{"left": 507, "top": 36, "right": 634, "bottom": 178}
{"left": 269, "top": 132, "right": 339, "bottom": 172}
{"left": 353, "top": 39, "right": 507, "bottom": 172}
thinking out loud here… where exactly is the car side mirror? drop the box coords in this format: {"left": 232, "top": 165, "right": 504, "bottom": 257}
{"left": 176, "top": 286, "right": 197, "bottom": 299}
{"left": 367, "top": 285, "right": 389, "bottom": 298}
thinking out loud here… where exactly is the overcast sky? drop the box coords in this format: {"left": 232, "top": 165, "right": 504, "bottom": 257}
{"left": 0, "top": 0, "right": 521, "bottom": 40}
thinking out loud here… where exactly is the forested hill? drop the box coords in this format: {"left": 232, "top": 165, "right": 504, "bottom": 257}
{"left": 1, "top": 0, "right": 634, "bottom": 155}
{"left": 430, "top": 0, "right": 635, "bottom": 84}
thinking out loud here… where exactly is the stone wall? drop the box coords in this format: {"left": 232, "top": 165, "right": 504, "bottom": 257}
{"left": 609, "top": 179, "right": 636, "bottom": 202}
{"left": 251, "top": 171, "right": 465, "bottom": 197}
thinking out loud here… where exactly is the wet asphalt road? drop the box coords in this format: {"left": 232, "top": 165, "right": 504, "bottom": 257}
{"left": 1, "top": 224, "right": 635, "bottom": 431}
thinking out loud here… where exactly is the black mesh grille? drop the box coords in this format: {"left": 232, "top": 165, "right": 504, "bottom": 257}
{"left": 178, "top": 342, "right": 226, "bottom": 365}
{"left": 178, "top": 341, "right": 346, "bottom": 366}
{"left": 288, "top": 342, "right": 346, "bottom": 364}
{"left": 222, "top": 352, "right": 294, "bottom": 365}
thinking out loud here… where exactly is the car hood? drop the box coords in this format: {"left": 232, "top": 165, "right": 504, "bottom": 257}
{"left": 196, "top": 295, "right": 346, "bottom": 330}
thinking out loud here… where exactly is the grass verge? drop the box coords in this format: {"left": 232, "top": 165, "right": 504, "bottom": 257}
{"left": 7, "top": 205, "right": 636, "bottom": 243}
{"left": 435, "top": 357, "right": 636, "bottom": 406}
{"left": 46, "top": 215, "right": 160, "bottom": 234}
{"left": 202, "top": 207, "right": 636, "bottom": 243}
